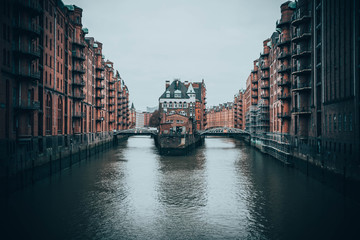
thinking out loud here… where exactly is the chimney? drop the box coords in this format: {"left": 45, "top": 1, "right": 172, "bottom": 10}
{"left": 165, "top": 80, "right": 170, "bottom": 89}
{"left": 184, "top": 81, "right": 189, "bottom": 85}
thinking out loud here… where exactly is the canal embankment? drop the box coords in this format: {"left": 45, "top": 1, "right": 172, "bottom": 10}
{"left": 154, "top": 133, "right": 204, "bottom": 155}
{"left": 235, "top": 134, "right": 360, "bottom": 201}
{"left": 0, "top": 133, "right": 128, "bottom": 194}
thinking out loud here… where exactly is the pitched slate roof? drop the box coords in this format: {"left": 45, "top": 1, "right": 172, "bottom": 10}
{"left": 159, "top": 80, "right": 190, "bottom": 99}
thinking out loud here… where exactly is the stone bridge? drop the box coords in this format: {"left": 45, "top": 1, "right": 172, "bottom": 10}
{"left": 198, "top": 127, "right": 249, "bottom": 136}
{"left": 115, "top": 127, "right": 250, "bottom": 137}
{"left": 115, "top": 128, "right": 158, "bottom": 136}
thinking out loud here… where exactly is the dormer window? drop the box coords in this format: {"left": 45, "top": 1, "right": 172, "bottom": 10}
{"left": 166, "top": 90, "right": 170, "bottom": 98}
{"left": 174, "top": 89, "right": 181, "bottom": 98}
{"left": 183, "top": 103, "right": 187, "bottom": 108}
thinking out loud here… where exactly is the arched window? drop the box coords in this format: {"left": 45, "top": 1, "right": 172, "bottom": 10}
{"left": 46, "top": 94, "right": 52, "bottom": 135}
{"left": 58, "top": 97, "right": 63, "bottom": 133}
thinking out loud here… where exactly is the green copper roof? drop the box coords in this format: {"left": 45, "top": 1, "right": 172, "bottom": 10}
{"left": 65, "top": 5, "right": 74, "bottom": 11}
{"left": 82, "top": 28, "right": 89, "bottom": 34}
{"left": 288, "top": 2, "right": 296, "bottom": 9}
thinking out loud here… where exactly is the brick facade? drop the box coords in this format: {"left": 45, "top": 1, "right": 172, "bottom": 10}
{"left": 0, "top": 0, "right": 131, "bottom": 177}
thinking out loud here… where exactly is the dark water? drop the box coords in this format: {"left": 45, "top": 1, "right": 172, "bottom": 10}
{"left": 1, "top": 137, "right": 359, "bottom": 240}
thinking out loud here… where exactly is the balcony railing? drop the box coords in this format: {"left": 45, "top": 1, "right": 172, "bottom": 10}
{"left": 291, "top": 10, "right": 311, "bottom": 26}
{"left": 73, "top": 66, "right": 86, "bottom": 73}
{"left": 260, "top": 51, "right": 269, "bottom": 57}
{"left": 277, "top": 51, "right": 291, "bottom": 60}
{"left": 278, "top": 65, "right": 291, "bottom": 73}
{"left": 12, "top": 22, "right": 41, "bottom": 36}
{"left": 292, "top": 30, "right": 311, "bottom": 43}
{"left": 72, "top": 79, "right": 85, "bottom": 87}
{"left": 292, "top": 65, "right": 312, "bottom": 75}
{"left": 96, "top": 94, "right": 105, "bottom": 99}
{"left": 292, "top": 82, "right": 311, "bottom": 91}
{"left": 16, "top": 0, "right": 42, "bottom": 15}
{"left": 96, "top": 66, "right": 105, "bottom": 71}
{"left": 12, "top": 45, "right": 40, "bottom": 59}
{"left": 292, "top": 49, "right": 311, "bottom": 59}
{"left": 96, "top": 75, "right": 105, "bottom": 80}
{"left": 251, "top": 69, "right": 258, "bottom": 73}
{"left": 277, "top": 79, "right": 291, "bottom": 86}
{"left": 260, "top": 64, "right": 269, "bottom": 70}
{"left": 72, "top": 39, "right": 86, "bottom": 48}
{"left": 278, "top": 37, "right": 291, "bottom": 46}
{"left": 96, "top": 84, "right": 105, "bottom": 89}
{"left": 292, "top": 107, "right": 311, "bottom": 115}
{"left": 14, "top": 70, "right": 40, "bottom": 81}
{"left": 73, "top": 92, "right": 86, "bottom": 99}
{"left": 14, "top": 100, "right": 40, "bottom": 111}
{"left": 95, "top": 103, "right": 104, "bottom": 108}
{"left": 72, "top": 51, "right": 86, "bottom": 60}
{"left": 277, "top": 112, "right": 291, "bottom": 119}
{"left": 276, "top": 18, "right": 291, "bottom": 28}
{"left": 260, "top": 83, "right": 269, "bottom": 89}
{"left": 261, "top": 93, "right": 270, "bottom": 98}
{"left": 278, "top": 93, "right": 291, "bottom": 100}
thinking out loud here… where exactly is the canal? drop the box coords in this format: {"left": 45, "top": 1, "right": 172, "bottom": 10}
{"left": 1, "top": 137, "right": 359, "bottom": 239}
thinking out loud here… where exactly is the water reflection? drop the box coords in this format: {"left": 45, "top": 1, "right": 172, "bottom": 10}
{"left": 1, "top": 136, "right": 360, "bottom": 240}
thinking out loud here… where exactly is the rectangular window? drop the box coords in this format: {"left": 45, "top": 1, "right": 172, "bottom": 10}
{"left": 324, "top": 114, "right": 327, "bottom": 132}
{"left": 2, "top": 49, "right": 6, "bottom": 66}
{"left": 50, "top": 56, "right": 52, "bottom": 67}
{"left": 349, "top": 113, "right": 352, "bottom": 131}
{"left": 333, "top": 115, "right": 336, "bottom": 131}
{"left": 338, "top": 114, "right": 342, "bottom": 131}
{"left": 50, "top": 39, "right": 52, "bottom": 50}
{"left": 344, "top": 115, "right": 347, "bottom": 131}
{"left": 329, "top": 115, "right": 331, "bottom": 132}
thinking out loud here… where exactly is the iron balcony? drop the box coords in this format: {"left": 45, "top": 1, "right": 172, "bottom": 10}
{"left": 12, "top": 22, "right": 41, "bottom": 37}
{"left": 292, "top": 82, "right": 311, "bottom": 92}
{"left": 12, "top": 45, "right": 40, "bottom": 59}
{"left": 291, "top": 107, "right": 311, "bottom": 115}
{"left": 14, "top": 100, "right": 40, "bottom": 111}
{"left": 277, "top": 112, "right": 291, "bottom": 119}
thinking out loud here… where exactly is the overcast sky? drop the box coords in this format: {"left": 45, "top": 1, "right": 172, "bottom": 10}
{"left": 65, "top": 0, "right": 286, "bottom": 111}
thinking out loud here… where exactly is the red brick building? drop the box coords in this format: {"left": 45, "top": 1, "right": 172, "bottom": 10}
{"left": 158, "top": 79, "right": 206, "bottom": 134}
{"left": 206, "top": 103, "right": 234, "bottom": 129}
{"left": 233, "top": 0, "right": 360, "bottom": 179}
{"left": 0, "top": 0, "right": 131, "bottom": 177}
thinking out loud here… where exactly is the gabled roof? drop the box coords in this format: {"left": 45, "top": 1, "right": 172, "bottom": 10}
{"left": 159, "top": 80, "right": 190, "bottom": 99}
{"left": 194, "top": 82, "right": 202, "bottom": 102}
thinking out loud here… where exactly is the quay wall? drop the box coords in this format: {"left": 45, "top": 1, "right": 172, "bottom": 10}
{"left": 155, "top": 134, "right": 204, "bottom": 155}
{"left": 0, "top": 133, "right": 127, "bottom": 194}
{"left": 234, "top": 134, "right": 360, "bottom": 200}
